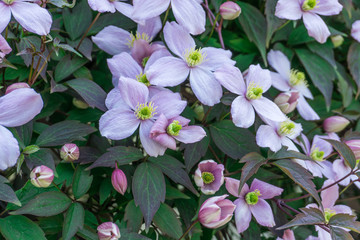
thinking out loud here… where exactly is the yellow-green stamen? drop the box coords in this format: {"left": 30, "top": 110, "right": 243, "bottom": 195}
{"left": 246, "top": 83, "right": 263, "bottom": 100}
{"left": 184, "top": 48, "right": 205, "bottom": 67}
{"left": 302, "top": 0, "right": 318, "bottom": 11}
{"left": 136, "top": 73, "right": 150, "bottom": 86}
{"left": 245, "top": 190, "right": 261, "bottom": 205}
{"left": 278, "top": 120, "right": 296, "bottom": 136}
{"left": 167, "top": 120, "right": 182, "bottom": 136}
{"left": 134, "top": 102, "right": 157, "bottom": 120}
{"left": 3, "top": 0, "right": 15, "bottom": 4}
{"left": 324, "top": 209, "right": 336, "bottom": 224}
{"left": 289, "top": 69, "right": 308, "bottom": 87}
{"left": 127, "top": 32, "right": 151, "bottom": 48}
{"left": 310, "top": 147, "right": 325, "bottom": 162}
{"left": 202, "top": 172, "right": 215, "bottom": 184}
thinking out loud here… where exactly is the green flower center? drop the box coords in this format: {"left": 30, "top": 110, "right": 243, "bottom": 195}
{"left": 246, "top": 84, "right": 263, "bottom": 100}
{"left": 289, "top": 69, "right": 308, "bottom": 87}
{"left": 135, "top": 102, "right": 157, "bottom": 120}
{"left": 127, "top": 32, "right": 151, "bottom": 48}
{"left": 201, "top": 172, "right": 215, "bottom": 184}
{"left": 142, "top": 57, "right": 149, "bottom": 67}
{"left": 310, "top": 147, "right": 325, "bottom": 162}
{"left": 278, "top": 121, "right": 296, "bottom": 136}
{"left": 136, "top": 73, "right": 150, "bottom": 87}
{"left": 184, "top": 48, "right": 205, "bottom": 67}
{"left": 324, "top": 209, "right": 336, "bottom": 224}
{"left": 245, "top": 190, "right": 261, "bottom": 205}
{"left": 167, "top": 120, "right": 182, "bottom": 136}
{"left": 302, "top": 0, "right": 318, "bottom": 11}
{"left": 3, "top": 0, "right": 15, "bottom": 4}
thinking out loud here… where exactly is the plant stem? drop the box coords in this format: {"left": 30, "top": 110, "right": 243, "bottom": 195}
{"left": 178, "top": 219, "right": 199, "bottom": 240}
{"left": 76, "top": 12, "right": 101, "bottom": 50}
{"left": 162, "top": 4, "right": 171, "bottom": 28}
{"left": 208, "top": 145, "right": 221, "bottom": 164}
{"left": 52, "top": 182, "right": 74, "bottom": 201}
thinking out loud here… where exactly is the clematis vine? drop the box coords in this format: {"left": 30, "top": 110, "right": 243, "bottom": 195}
{"left": 267, "top": 50, "right": 320, "bottom": 120}
{"left": 275, "top": 0, "right": 343, "bottom": 43}
{"left": 193, "top": 160, "right": 224, "bottom": 195}
{"left": 0, "top": 0, "right": 52, "bottom": 35}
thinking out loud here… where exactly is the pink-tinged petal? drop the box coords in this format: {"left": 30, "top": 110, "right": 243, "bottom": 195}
{"left": 131, "top": 39, "right": 153, "bottom": 64}
{"left": 0, "top": 88, "right": 43, "bottom": 127}
{"left": 10, "top": 1, "right": 52, "bottom": 35}
{"left": 225, "top": 177, "right": 249, "bottom": 198}
{"left": 105, "top": 88, "right": 126, "bottom": 110}
{"left": 280, "top": 229, "right": 296, "bottom": 240}
{"left": 150, "top": 113, "right": 167, "bottom": 135}
{"left": 137, "top": 17, "right": 162, "bottom": 39}
{"left": 327, "top": 132, "right": 340, "bottom": 141}
{"left": 107, "top": 52, "right": 142, "bottom": 81}
{"left": 150, "top": 91, "right": 186, "bottom": 119}
{"left": 0, "top": 35, "right": 11, "bottom": 55}
{"left": 88, "top": 0, "right": 116, "bottom": 13}
{"left": 310, "top": 0, "right": 343, "bottom": 16}
{"left": 198, "top": 205, "right": 221, "bottom": 225}
{"left": 198, "top": 160, "right": 220, "bottom": 172}
{"left": 147, "top": 56, "right": 189, "bottom": 86}
{"left": 256, "top": 125, "right": 282, "bottom": 152}
{"left": 231, "top": 96, "right": 255, "bottom": 128}
{"left": 200, "top": 47, "right": 235, "bottom": 71}
{"left": 250, "top": 199, "right": 275, "bottom": 227}
{"left": 321, "top": 180, "right": 338, "bottom": 208}
{"left": 281, "top": 137, "right": 299, "bottom": 152}
{"left": 321, "top": 160, "right": 336, "bottom": 180}
{"left": 99, "top": 108, "right": 140, "bottom": 140}
{"left": 252, "top": 97, "right": 286, "bottom": 122}
{"left": 119, "top": 77, "right": 149, "bottom": 110}
{"left": 0, "top": 125, "right": 20, "bottom": 171}
{"left": 351, "top": 20, "right": 360, "bottom": 43}
{"left": 113, "top": 2, "right": 134, "bottom": 20}
{"left": 152, "top": 133, "right": 177, "bottom": 150}
{"left": 246, "top": 64, "right": 272, "bottom": 92}
{"left": 140, "top": 119, "right": 167, "bottom": 157}
{"left": 250, "top": 178, "right": 283, "bottom": 199}
{"left": 171, "top": 0, "right": 205, "bottom": 35}
{"left": 214, "top": 64, "right": 246, "bottom": 95}
{"left": 163, "top": 21, "right": 195, "bottom": 58}
{"left": 92, "top": 26, "right": 130, "bottom": 55}
{"left": 302, "top": 12, "right": 330, "bottom": 44}
{"left": 132, "top": 0, "right": 169, "bottom": 21}
{"left": 234, "top": 198, "right": 252, "bottom": 233}
{"left": 170, "top": 116, "right": 191, "bottom": 126}
{"left": 267, "top": 50, "right": 291, "bottom": 79}
{"left": 270, "top": 72, "right": 291, "bottom": 92}
{"left": 331, "top": 205, "right": 353, "bottom": 215}
{"left": 0, "top": 3, "right": 11, "bottom": 34}
{"left": 297, "top": 95, "right": 320, "bottom": 120}
{"left": 333, "top": 159, "right": 352, "bottom": 186}
{"left": 312, "top": 135, "right": 333, "bottom": 157}
{"left": 174, "top": 125, "right": 206, "bottom": 143}
{"left": 275, "top": 0, "right": 302, "bottom": 20}
{"left": 189, "top": 67, "right": 223, "bottom": 106}
{"left": 144, "top": 48, "right": 171, "bottom": 71}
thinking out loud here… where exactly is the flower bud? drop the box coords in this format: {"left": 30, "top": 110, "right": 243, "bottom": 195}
{"left": 73, "top": 98, "right": 89, "bottom": 109}
{"left": 220, "top": 1, "right": 241, "bottom": 20}
{"left": 30, "top": 165, "right": 54, "bottom": 188}
{"left": 274, "top": 91, "right": 299, "bottom": 114}
{"left": 345, "top": 140, "right": 360, "bottom": 161}
{"left": 60, "top": 143, "right": 80, "bottom": 161}
{"left": 97, "top": 222, "right": 121, "bottom": 240}
{"left": 198, "top": 194, "right": 235, "bottom": 228}
{"left": 5, "top": 83, "right": 30, "bottom": 95}
{"left": 331, "top": 35, "right": 344, "bottom": 48}
{"left": 323, "top": 116, "right": 350, "bottom": 133}
{"left": 111, "top": 167, "right": 127, "bottom": 195}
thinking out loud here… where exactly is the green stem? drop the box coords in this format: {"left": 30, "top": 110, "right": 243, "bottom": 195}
{"left": 162, "top": 4, "right": 171, "bottom": 28}
{"left": 205, "top": 13, "right": 220, "bottom": 44}
{"left": 178, "top": 219, "right": 199, "bottom": 240}
{"left": 76, "top": 12, "right": 101, "bottom": 50}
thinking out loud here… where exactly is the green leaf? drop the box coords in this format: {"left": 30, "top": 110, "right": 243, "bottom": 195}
{"left": 265, "top": 0, "right": 286, "bottom": 48}
{"left": 269, "top": 147, "right": 312, "bottom": 161}
{"left": 77, "top": 225, "right": 98, "bottom": 240}
{"left": 67, "top": 78, "right": 107, "bottom": 111}
{"left": 210, "top": 120, "right": 259, "bottom": 159}
{"left": 0, "top": 176, "right": 21, "bottom": 206}
{"left": 329, "top": 214, "right": 360, "bottom": 233}
{"left": 62, "top": 203, "right": 85, "bottom": 240}
{"left": 36, "top": 120, "right": 96, "bottom": 147}
{"left": 38, "top": 215, "right": 63, "bottom": 235}
{"left": 87, "top": 146, "right": 144, "bottom": 169}
{"left": 120, "top": 229, "right": 151, "bottom": 240}
{"left": 347, "top": 42, "right": 360, "bottom": 92}
{"left": 124, "top": 200, "right": 143, "bottom": 233}
{"left": 166, "top": 185, "right": 190, "bottom": 200}
{"left": 153, "top": 204, "right": 183, "bottom": 239}
{"left": 238, "top": 153, "right": 267, "bottom": 194}
{"left": 0, "top": 216, "right": 46, "bottom": 240}
{"left": 149, "top": 155, "right": 198, "bottom": 195}
{"left": 307, "top": 41, "right": 336, "bottom": 67}
{"left": 99, "top": 178, "right": 112, "bottom": 205}
{"left": 55, "top": 55, "right": 88, "bottom": 82}
{"left": 288, "top": 25, "right": 314, "bottom": 45}
{"left": 274, "top": 160, "right": 322, "bottom": 206}
{"left": 10, "top": 191, "right": 72, "bottom": 217}
{"left": 238, "top": 2, "right": 267, "bottom": 65}
{"left": 72, "top": 165, "right": 93, "bottom": 199}
{"left": 330, "top": 226, "right": 354, "bottom": 240}
{"left": 277, "top": 208, "right": 324, "bottom": 230}
{"left": 132, "top": 162, "right": 165, "bottom": 228}
{"left": 325, "top": 139, "right": 356, "bottom": 169}
{"left": 26, "top": 148, "right": 55, "bottom": 171}
{"left": 183, "top": 133, "right": 209, "bottom": 172}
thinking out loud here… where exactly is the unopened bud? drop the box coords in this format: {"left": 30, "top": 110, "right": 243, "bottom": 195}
{"left": 323, "top": 116, "right": 350, "bottom": 133}
{"left": 5, "top": 83, "right": 30, "bottom": 94}
{"left": 274, "top": 91, "right": 299, "bottom": 114}
{"left": 23, "top": 145, "right": 40, "bottom": 155}
{"left": 111, "top": 167, "right": 127, "bottom": 195}
{"left": 97, "top": 222, "right": 121, "bottom": 240}
{"left": 331, "top": 35, "right": 344, "bottom": 48}
{"left": 60, "top": 143, "right": 80, "bottom": 161}
{"left": 30, "top": 165, "right": 54, "bottom": 188}
{"left": 220, "top": 1, "right": 241, "bottom": 20}
{"left": 73, "top": 98, "right": 89, "bottom": 109}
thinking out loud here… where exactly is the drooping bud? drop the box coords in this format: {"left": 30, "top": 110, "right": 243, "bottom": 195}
{"left": 323, "top": 116, "right": 350, "bottom": 133}
{"left": 60, "top": 143, "right": 80, "bottom": 161}
{"left": 5, "top": 83, "right": 30, "bottom": 95}
{"left": 97, "top": 222, "right": 121, "bottom": 240}
{"left": 111, "top": 167, "right": 127, "bottom": 195}
{"left": 274, "top": 91, "right": 299, "bottom": 114}
{"left": 219, "top": 1, "right": 241, "bottom": 20}
{"left": 331, "top": 35, "right": 344, "bottom": 48}
{"left": 30, "top": 165, "right": 54, "bottom": 188}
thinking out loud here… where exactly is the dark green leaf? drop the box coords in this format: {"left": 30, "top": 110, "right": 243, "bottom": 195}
{"left": 329, "top": 214, "right": 360, "bottom": 233}
{"left": 288, "top": 25, "right": 314, "bottom": 45}
{"left": 99, "top": 178, "right": 112, "bottom": 205}
{"left": 238, "top": 153, "right": 267, "bottom": 194}
{"left": 49, "top": 0, "right": 76, "bottom": 8}
{"left": 307, "top": 41, "right": 336, "bottom": 67}
{"left": 77, "top": 225, "right": 98, "bottom": 240}
{"left": 124, "top": 200, "right": 143, "bottom": 233}
{"left": 72, "top": 165, "right": 93, "bottom": 199}
{"left": 166, "top": 185, "right": 190, "bottom": 200}
{"left": 62, "top": 203, "right": 85, "bottom": 240}
{"left": 243, "top": 221, "right": 261, "bottom": 240}
{"left": 153, "top": 204, "right": 183, "bottom": 239}
{"left": 55, "top": 54, "right": 88, "bottom": 82}
{"left": 269, "top": 147, "right": 312, "bottom": 161}
{"left": 120, "top": 229, "right": 151, "bottom": 240}
{"left": 38, "top": 215, "right": 63, "bottom": 235}
{"left": 277, "top": 208, "right": 324, "bottom": 229}
{"left": 0, "top": 216, "right": 46, "bottom": 240}
{"left": 89, "top": 12, "right": 136, "bottom": 35}
{"left": 265, "top": 0, "right": 286, "bottom": 48}
{"left": 325, "top": 139, "right": 356, "bottom": 169}
{"left": 347, "top": 42, "right": 360, "bottom": 90}
{"left": 26, "top": 148, "right": 55, "bottom": 171}
{"left": 0, "top": 176, "right": 21, "bottom": 206}
{"left": 330, "top": 226, "right": 354, "bottom": 240}
{"left": 183, "top": 133, "right": 209, "bottom": 172}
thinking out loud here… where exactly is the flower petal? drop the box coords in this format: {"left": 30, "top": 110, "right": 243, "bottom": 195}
{"left": 297, "top": 95, "right": 320, "bottom": 121}
{"left": 174, "top": 125, "right": 206, "bottom": 143}
{"left": 256, "top": 125, "right": 282, "bottom": 152}
{"left": 140, "top": 119, "right": 167, "bottom": 157}
{"left": 246, "top": 64, "right": 272, "bottom": 92}
{"left": 275, "top": 0, "right": 302, "bottom": 20}
{"left": 250, "top": 199, "right": 275, "bottom": 227}
{"left": 150, "top": 113, "right": 168, "bottom": 135}
{"left": 150, "top": 91, "right": 187, "bottom": 119}
{"left": 137, "top": 16, "right": 162, "bottom": 39}
{"left": 105, "top": 88, "right": 126, "bottom": 110}
{"left": 88, "top": 0, "right": 116, "bottom": 13}
{"left": 119, "top": 77, "right": 149, "bottom": 110}
{"left": 0, "top": 125, "right": 20, "bottom": 171}
{"left": 163, "top": 21, "right": 195, "bottom": 58}
{"left": 234, "top": 198, "right": 252, "bottom": 233}
{"left": 132, "top": 0, "right": 170, "bottom": 22}
{"left": 312, "top": 135, "right": 333, "bottom": 157}
{"left": 302, "top": 12, "right": 330, "bottom": 44}
{"left": 267, "top": 50, "right": 291, "bottom": 80}
{"left": 331, "top": 205, "right": 353, "bottom": 215}
{"left": 310, "top": 0, "right": 343, "bottom": 16}
{"left": 107, "top": 52, "right": 142, "bottom": 82}
{"left": 351, "top": 20, "right": 360, "bottom": 43}
{"left": 144, "top": 48, "right": 171, "bottom": 71}
{"left": 113, "top": 2, "right": 134, "bottom": 20}
{"left": 250, "top": 178, "right": 283, "bottom": 199}
{"left": 0, "top": 3, "right": 11, "bottom": 33}
{"left": 92, "top": 26, "right": 130, "bottom": 55}
{"left": 214, "top": 64, "right": 246, "bottom": 95}
{"left": 320, "top": 180, "right": 338, "bottom": 208}
{"left": 231, "top": 96, "right": 255, "bottom": 128}
{"left": 200, "top": 47, "right": 235, "bottom": 71}
{"left": 270, "top": 72, "right": 291, "bottom": 92}
{"left": 225, "top": 177, "right": 249, "bottom": 198}
{"left": 252, "top": 97, "right": 286, "bottom": 122}
{"left": 333, "top": 159, "right": 351, "bottom": 186}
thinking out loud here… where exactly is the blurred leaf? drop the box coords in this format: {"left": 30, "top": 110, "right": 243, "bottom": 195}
{"left": 234, "top": 53, "right": 256, "bottom": 72}
{"left": 10, "top": 191, "right": 71, "bottom": 217}
{"left": 277, "top": 208, "right": 324, "bottom": 229}
{"left": 347, "top": 42, "right": 360, "bottom": 92}
{"left": 330, "top": 227, "right": 354, "bottom": 240}
{"left": 335, "top": 62, "right": 353, "bottom": 108}
{"left": 325, "top": 139, "right": 356, "bottom": 169}
{"left": 265, "top": 0, "right": 286, "bottom": 48}
{"left": 238, "top": 153, "right": 267, "bottom": 194}
{"left": 166, "top": 185, "right": 190, "bottom": 200}
{"left": 0, "top": 216, "right": 46, "bottom": 240}
{"left": 72, "top": 165, "right": 93, "bottom": 199}
{"left": 153, "top": 204, "right": 183, "bottom": 239}
{"left": 55, "top": 55, "right": 88, "bottom": 82}
{"left": 269, "top": 147, "right": 312, "bottom": 161}
{"left": 183, "top": 133, "right": 209, "bottom": 172}
{"left": 329, "top": 214, "right": 360, "bottom": 233}
{"left": 77, "top": 225, "right": 98, "bottom": 240}
{"left": 62, "top": 203, "right": 85, "bottom": 240}
{"left": 0, "top": 176, "right": 21, "bottom": 206}
{"left": 132, "top": 162, "right": 165, "bottom": 229}
{"left": 124, "top": 200, "right": 143, "bottom": 233}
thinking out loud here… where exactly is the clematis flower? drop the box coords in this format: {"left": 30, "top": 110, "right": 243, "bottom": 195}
{"left": 256, "top": 118, "right": 302, "bottom": 152}
{"left": 88, "top": 0, "right": 132, "bottom": 18}
{"left": 0, "top": 83, "right": 43, "bottom": 170}
{"left": 276, "top": 229, "right": 295, "bottom": 240}
{"left": 215, "top": 64, "right": 286, "bottom": 128}
{"left": 267, "top": 50, "right": 320, "bottom": 120}
{"left": 351, "top": 20, "right": 360, "bottom": 43}
{"left": 225, "top": 177, "right": 283, "bottom": 233}
{"left": 0, "top": 0, "right": 52, "bottom": 35}
{"left": 0, "top": 35, "right": 11, "bottom": 63}
{"left": 92, "top": 17, "right": 163, "bottom": 64}
{"left": 132, "top": 0, "right": 205, "bottom": 35}
{"left": 275, "top": 0, "right": 343, "bottom": 43}
{"left": 99, "top": 77, "right": 187, "bottom": 157}
{"left": 147, "top": 21, "right": 235, "bottom": 106}
{"left": 150, "top": 114, "right": 206, "bottom": 151}
{"left": 193, "top": 160, "right": 224, "bottom": 195}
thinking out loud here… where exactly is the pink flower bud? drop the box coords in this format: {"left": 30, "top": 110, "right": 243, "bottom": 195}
{"left": 111, "top": 167, "right": 127, "bottom": 195}
{"left": 274, "top": 91, "right": 299, "bottom": 114}
{"left": 97, "top": 222, "right": 121, "bottom": 240}
{"left": 30, "top": 165, "right": 54, "bottom": 188}
{"left": 60, "top": 143, "right": 80, "bottom": 161}
{"left": 194, "top": 160, "right": 224, "bottom": 195}
{"left": 198, "top": 194, "right": 235, "bottom": 229}
{"left": 5, "top": 83, "right": 30, "bottom": 95}
{"left": 323, "top": 116, "right": 350, "bottom": 133}
{"left": 345, "top": 140, "right": 360, "bottom": 160}
{"left": 220, "top": 1, "right": 241, "bottom": 20}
